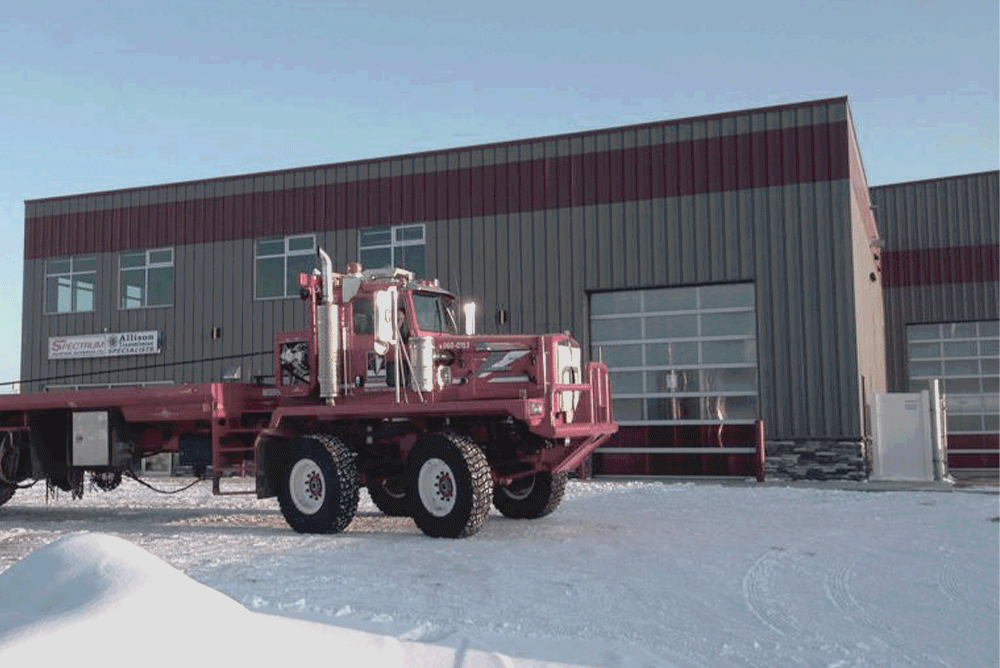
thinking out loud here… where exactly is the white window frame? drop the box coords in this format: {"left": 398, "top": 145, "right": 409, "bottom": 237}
{"left": 119, "top": 247, "right": 174, "bottom": 310}
{"left": 254, "top": 234, "right": 316, "bottom": 300}
{"left": 591, "top": 283, "right": 759, "bottom": 427}
{"left": 359, "top": 224, "right": 425, "bottom": 273}
{"left": 44, "top": 255, "right": 96, "bottom": 314}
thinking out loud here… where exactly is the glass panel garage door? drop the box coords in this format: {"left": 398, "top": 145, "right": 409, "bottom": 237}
{"left": 907, "top": 320, "right": 1000, "bottom": 434}
{"left": 591, "top": 283, "right": 759, "bottom": 428}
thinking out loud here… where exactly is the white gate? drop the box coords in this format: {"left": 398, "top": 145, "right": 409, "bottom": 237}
{"left": 871, "top": 381, "right": 948, "bottom": 482}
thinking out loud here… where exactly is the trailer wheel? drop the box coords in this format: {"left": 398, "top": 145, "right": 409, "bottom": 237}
{"left": 406, "top": 432, "right": 491, "bottom": 538}
{"left": 278, "top": 434, "right": 359, "bottom": 534}
{"left": 493, "top": 471, "right": 568, "bottom": 519}
{"left": 366, "top": 476, "right": 411, "bottom": 516}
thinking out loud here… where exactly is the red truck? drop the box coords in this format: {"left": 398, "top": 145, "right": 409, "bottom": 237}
{"left": 0, "top": 250, "right": 616, "bottom": 538}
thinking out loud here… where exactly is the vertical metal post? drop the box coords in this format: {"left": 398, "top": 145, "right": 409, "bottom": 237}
{"left": 392, "top": 290, "right": 401, "bottom": 405}
{"left": 928, "top": 378, "right": 948, "bottom": 481}
{"left": 755, "top": 418, "right": 766, "bottom": 482}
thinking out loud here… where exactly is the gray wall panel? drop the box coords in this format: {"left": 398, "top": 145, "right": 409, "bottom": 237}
{"left": 556, "top": 209, "right": 571, "bottom": 330}
{"left": 22, "top": 180, "right": 865, "bottom": 440}
{"left": 874, "top": 172, "right": 999, "bottom": 250}
{"left": 21, "top": 99, "right": 876, "bottom": 448}
{"left": 609, "top": 203, "right": 625, "bottom": 288}
{"left": 872, "top": 171, "right": 999, "bottom": 392}
{"left": 494, "top": 215, "right": 511, "bottom": 333}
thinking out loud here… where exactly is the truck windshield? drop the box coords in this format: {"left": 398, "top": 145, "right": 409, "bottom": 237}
{"left": 412, "top": 293, "right": 459, "bottom": 334}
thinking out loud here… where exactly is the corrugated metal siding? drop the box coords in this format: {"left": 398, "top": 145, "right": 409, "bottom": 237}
{"left": 415, "top": 104, "right": 856, "bottom": 442}
{"left": 21, "top": 98, "right": 869, "bottom": 443}
{"left": 646, "top": 182, "right": 847, "bottom": 441}
{"left": 24, "top": 103, "right": 850, "bottom": 259}
{"left": 871, "top": 171, "right": 1000, "bottom": 392}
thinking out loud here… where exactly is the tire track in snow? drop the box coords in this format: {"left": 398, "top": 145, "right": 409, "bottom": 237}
{"left": 824, "top": 564, "right": 881, "bottom": 631}
{"left": 741, "top": 549, "right": 802, "bottom": 637}
{"left": 938, "top": 561, "right": 965, "bottom": 606}
{"left": 938, "top": 561, "right": 995, "bottom": 612}
{"left": 824, "top": 560, "right": 956, "bottom": 668}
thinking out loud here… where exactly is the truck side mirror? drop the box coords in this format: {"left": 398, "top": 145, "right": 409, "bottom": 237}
{"left": 373, "top": 289, "right": 397, "bottom": 354}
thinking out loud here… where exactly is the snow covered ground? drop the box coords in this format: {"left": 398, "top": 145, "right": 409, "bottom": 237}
{"left": 0, "top": 478, "right": 997, "bottom": 667}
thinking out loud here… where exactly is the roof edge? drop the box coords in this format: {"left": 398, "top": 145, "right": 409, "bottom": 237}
{"left": 26, "top": 95, "right": 850, "bottom": 206}
{"left": 870, "top": 169, "right": 1000, "bottom": 190}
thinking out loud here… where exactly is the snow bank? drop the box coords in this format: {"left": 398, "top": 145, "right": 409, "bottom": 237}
{"left": 0, "top": 532, "right": 583, "bottom": 667}
{"left": 1, "top": 480, "right": 997, "bottom": 667}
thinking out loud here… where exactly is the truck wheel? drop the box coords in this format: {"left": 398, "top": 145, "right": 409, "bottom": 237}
{"left": 493, "top": 471, "right": 568, "bottom": 519}
{"left": 406, "top": 432, "right": 491, "bottom": 538}
{"left": 278, "top": 434, "right": 359, "bottom": 534}
{"left": 91, "top": 471, "right": 122, "bottom": 492}
{"left": 367, "top": 476, "right": 411, "bottom": 516}
{"left": 0, "top": 437, "right": 17, "bottom": 506}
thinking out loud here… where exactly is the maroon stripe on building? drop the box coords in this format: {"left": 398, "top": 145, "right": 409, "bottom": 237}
{"left": 26, "top": 121, "right": 851, "bottom": 259}
{"left": 947, "top": 434, "right": 1000, "bottom": 471}
{"left": 949, "top": 434, "right": 999, "bottom": 451}
{"left": 882, "top": 244, "right": 1000, "bottom": 287}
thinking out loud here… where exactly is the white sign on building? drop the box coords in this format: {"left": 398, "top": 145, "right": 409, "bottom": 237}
{"left": 48, "top": 331, "right": 161, "bottom": 360}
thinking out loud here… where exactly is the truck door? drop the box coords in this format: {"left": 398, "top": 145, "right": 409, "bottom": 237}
{"left": 349, "top": 297, "right": 384, "bottom": 387}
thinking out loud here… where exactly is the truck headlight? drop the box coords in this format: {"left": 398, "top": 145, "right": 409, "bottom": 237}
{"left": 436, "top": 364, "right": 452, "bottom": 388}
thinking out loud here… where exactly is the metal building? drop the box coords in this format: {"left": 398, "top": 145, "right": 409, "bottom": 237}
{"left": 20, "top": 96, "right": 918, "bottom": 479}
{"left": 872, "top": 171, "right": 999, "bottom": 474}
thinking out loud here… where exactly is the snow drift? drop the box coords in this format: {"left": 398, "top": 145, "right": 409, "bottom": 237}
{"left": 0, "top": 480, "right": 996, "bottom": 667}
{"left": 0, "top": 532, "right": 582, "bottom": 667}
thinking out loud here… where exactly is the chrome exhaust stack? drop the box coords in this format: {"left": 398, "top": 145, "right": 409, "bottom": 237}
{"left": 316, "top": 248, "right": 339, "bottom": 403}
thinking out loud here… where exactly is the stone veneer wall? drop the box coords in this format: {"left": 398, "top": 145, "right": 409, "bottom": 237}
{"left": 765, "top": 440, "right": 870, "bottom": 481}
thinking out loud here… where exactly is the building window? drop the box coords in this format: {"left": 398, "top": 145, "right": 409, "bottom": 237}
{"left": 255, "top": 235, "right": 316, "bottom": 299}
{"left": 359, "top": 224, "right": 425, "bottom": 277}
{"left": 907, "top": 321, "right": 1000, "bottom": 434}
{"left": 590, "top": 283, "right": 759, "bottom": 426}
{"left": 45, "top": 255, "right": 96, "bottom": 314}
{"left": 120, "top": 248, "right": 174, "bottom": 309}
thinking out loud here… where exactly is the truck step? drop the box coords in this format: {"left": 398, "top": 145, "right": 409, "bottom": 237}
{"left": 215, "top": 445, "right": 256, "bottom": 453}
{"left": 212, "top": 472, "right": 257, "bottom": 496}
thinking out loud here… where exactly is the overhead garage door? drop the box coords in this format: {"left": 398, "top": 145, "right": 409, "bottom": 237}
{"left": 590, "top": 283, "right": 759, "bottom": 475}
{"left": 907, "top": 320, "right": 1000, "bottom": 474}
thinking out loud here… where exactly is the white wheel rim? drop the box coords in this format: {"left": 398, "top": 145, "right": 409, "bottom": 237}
{"left": 289, "top": 459, "right": 325, "bottom": 515}
{"left": 382, "top": 478, "right": 406, "bottom": 499}
{"left": 502, "top": 475, "right": 536, "bottom": 501}
{"left": 418, "top": 458, "right": 456, "bottom": 517}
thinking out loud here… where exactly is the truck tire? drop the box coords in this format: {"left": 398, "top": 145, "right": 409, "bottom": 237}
{"left": 278, "top": 434, "right": 359, "bottom": 534}
{"left": 0, "top": 433, "right": 22, "bottom": 505}
{"left": 366, "top": 476, "right": 411, "bottom": 516}
{"left": 91, "top": 471, "right": 122, "bottom": 492}
{"left": 406, "top": 432, "right": 491, "bottom": 538}
{"left": 493, "top": 471, "right": 568, "bottom": 519}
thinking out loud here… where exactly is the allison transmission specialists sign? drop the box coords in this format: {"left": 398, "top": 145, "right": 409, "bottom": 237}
{"left": 48, "top": 331, "right": 161, "bottom": 360}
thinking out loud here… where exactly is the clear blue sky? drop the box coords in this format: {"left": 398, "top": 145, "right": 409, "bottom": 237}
{"left": 1, "top": 0, "right": 997, "bottom": 385}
